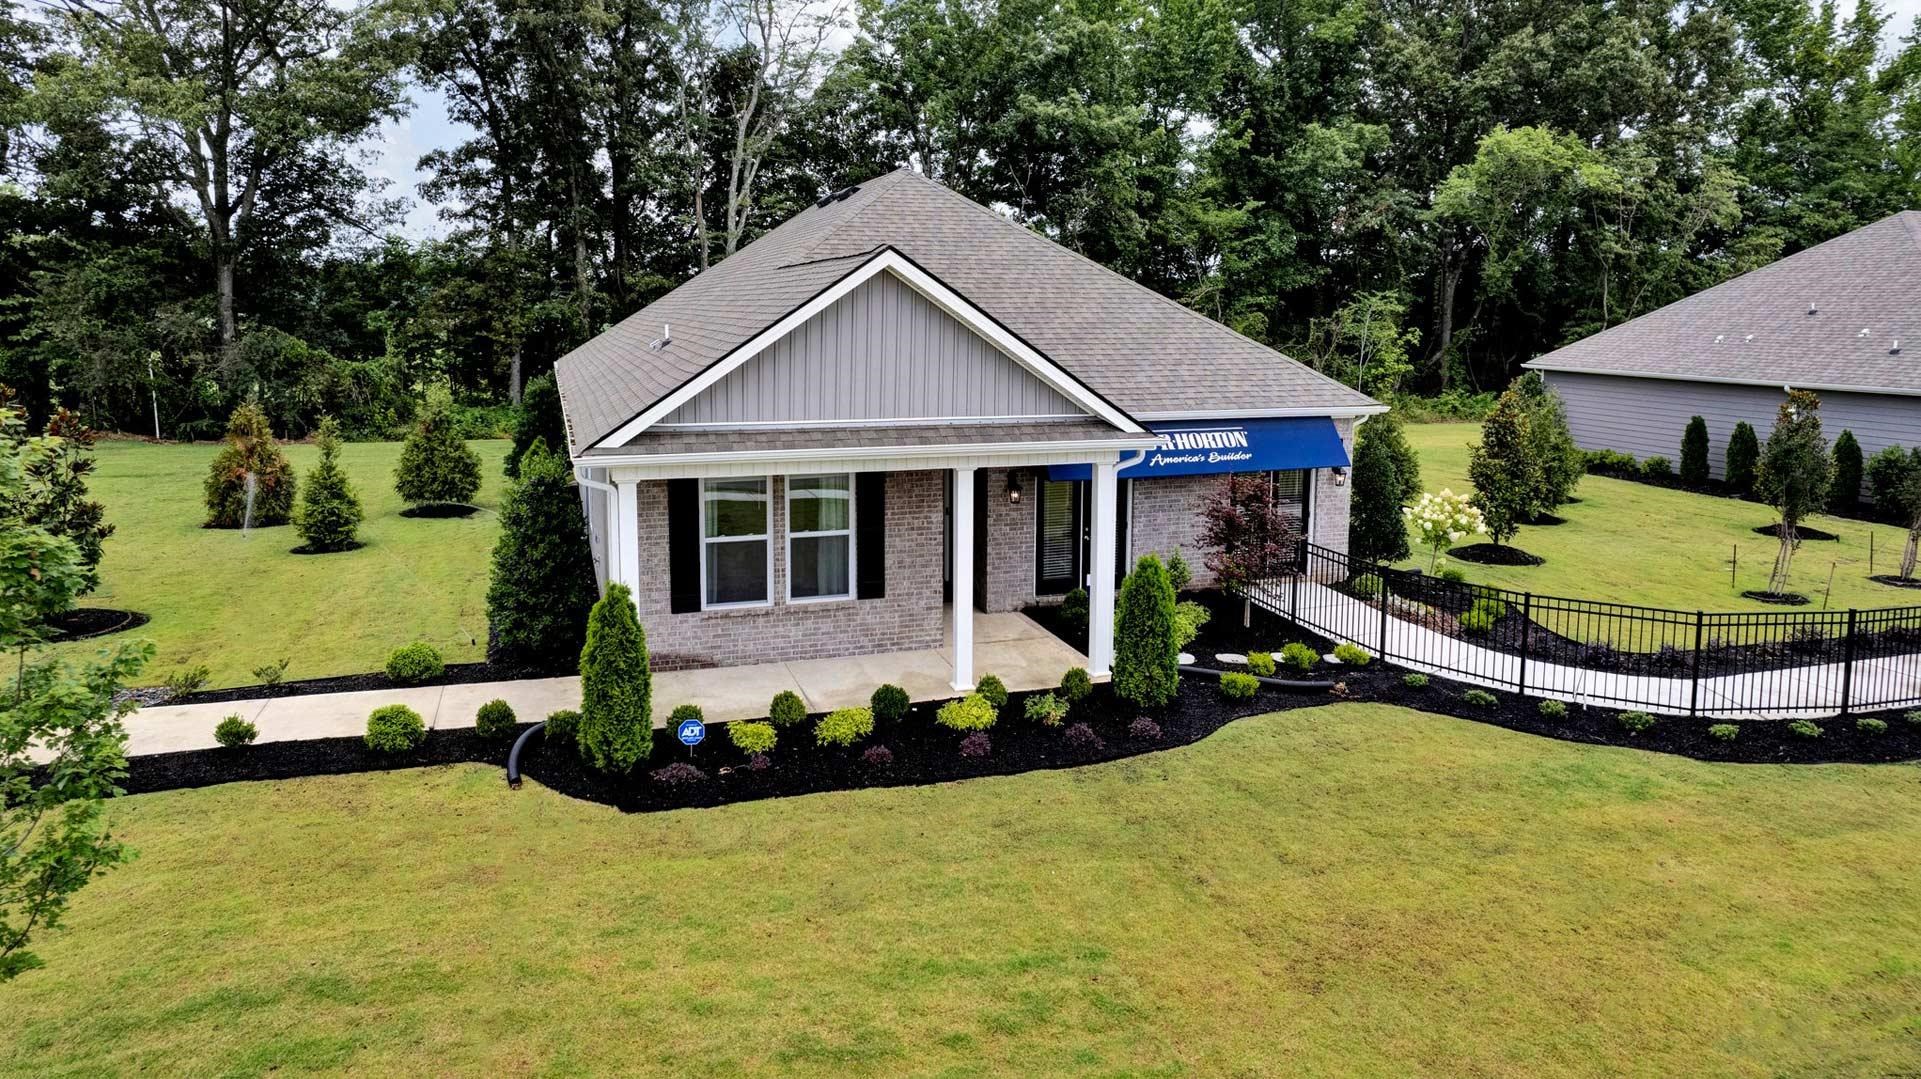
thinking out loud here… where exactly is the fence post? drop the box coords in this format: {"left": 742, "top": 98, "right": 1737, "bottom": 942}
{"left": 1379, "top": 570, "right": 1391, "bottom": 659}
{"left": 1291, "top": 569, "right": 1300, "bottom": 621}
{"left": 1840, "top": 608, "right": 1858, "bottom": 716}
{"left": 1517, "top": 593, "right": 1532, "bottom": 697}
{"left": 1688, "top": 611, "right": 1704, "bottom": 717}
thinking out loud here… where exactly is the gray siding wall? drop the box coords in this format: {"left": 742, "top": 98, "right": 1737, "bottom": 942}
{"left": 1545, "top": 370, "right": 1921, "bottom": 485}
{"left": 661, "top": 270, "right": 1082, "bottom": 425}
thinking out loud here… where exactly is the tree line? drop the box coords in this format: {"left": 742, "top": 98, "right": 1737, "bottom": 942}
{"left": 4, "top": 0, "right": 1920, "bottom": 440}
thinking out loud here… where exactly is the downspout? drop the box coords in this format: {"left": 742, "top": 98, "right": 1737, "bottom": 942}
{"left": 574, "top": 465, "right": 620, "bottom": 591}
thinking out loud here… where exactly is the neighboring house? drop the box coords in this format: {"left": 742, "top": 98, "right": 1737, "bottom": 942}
{"left": 555, "top": 168, "right": 1381, "bottom": 687}
{"left": 1526, "top": 211, "right": 1921, "bottom": 482}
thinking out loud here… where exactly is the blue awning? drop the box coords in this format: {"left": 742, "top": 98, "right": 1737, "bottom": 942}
{"left": 1047, "top": 417, "right": 1349, "bottom": 481}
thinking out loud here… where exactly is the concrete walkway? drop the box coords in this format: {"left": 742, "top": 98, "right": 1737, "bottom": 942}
{"left": 1266, "top": 581, "right": 1921, "bottom": 720}
{"left": 118, "top": 611, "right": 1086, "bottom": 756}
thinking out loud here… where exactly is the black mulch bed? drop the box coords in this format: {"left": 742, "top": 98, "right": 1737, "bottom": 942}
{"left": 1869, "top": 574, "right": 1921, "bottom": 589}
{"left": 399, "top": 502, "right": 480, "bottom": 519}
{"left": 1753, "top": 524, "right": 1839, "bottom": 541}
{"left": 171, "top": 657, "right": 574, "bottom": 706}
{"left": 289, "top": 541, "right": 366, "bottom": 555}
{"left": 1446, "top": 542, "right": 1545, "bottom": 566}
{"left": 1742, "top": 590, "right": 1811, "bottom": 606}
{"left": 45, "top": 607, "right": 149, "bottom": 642}
{"left": 1522, "top": 513, "right": 1567, "bottom": 527}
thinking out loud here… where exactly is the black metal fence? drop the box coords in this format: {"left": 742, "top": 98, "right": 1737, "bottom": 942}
{"left": 1247, "top": 542, "right": 1921, "bottom": 718}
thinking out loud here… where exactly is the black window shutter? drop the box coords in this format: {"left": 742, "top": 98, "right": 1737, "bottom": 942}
{"left": 856, "top": 472, "right": 886, "bottom": 599}
{"left": 667, "top": 479, "right": 701, "bottom": 613}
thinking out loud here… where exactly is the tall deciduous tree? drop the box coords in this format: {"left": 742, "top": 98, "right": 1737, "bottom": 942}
{"left": 1756, "top": 389, "right": 1832, "bottom": 596}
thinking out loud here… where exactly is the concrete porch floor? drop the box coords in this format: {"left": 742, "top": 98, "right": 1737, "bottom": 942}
{"left": 115, "top": 610, "right": 1087, "bottom": 756}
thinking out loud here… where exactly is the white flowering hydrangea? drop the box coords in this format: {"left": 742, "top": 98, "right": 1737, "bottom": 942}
{"left": 1402, "top": 488, "right": 1486, "bottom": 572}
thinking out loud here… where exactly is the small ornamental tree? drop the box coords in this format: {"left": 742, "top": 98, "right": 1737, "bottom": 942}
{"left": 295, "top": 416, "right": 363, "bottom": 552}
{"left": 504, "top": 372, "right": 566, "bottom": 479}
{"left": 1679, "top": 415, "right": 1711, "bottom": 489}
{"left": 1725, "top": 421, "right": 1760, "bottom": 497}
{"left": 577, "top": 583, "right": 652, "bottom": 772}
{"left": 1466, "top": 390, "right": 1539, "bottom": 546}
{"left": 1404, "top": 489, "right": 1486, "bottom": 572}
{"left": 1829, "top": 429, "right": 1863, "bottom": 513}
{"left": 486, "top": 440, "right": 598, "bottom": 667}
{"left": 1755, "top": 390, "right": 1832, "bottom": 596}
{"left": 1113, "top": 554, "right": 1180, "bottom": 709}
{"left": 1349, "top": 414, "right": 1417, "bottom": 562}
{"left": 25, "top": 409, "right": 112, "bottom": 595}
{"left": 1198, "top": 472, "right": 1301, "bottom": 593}
{"left": 203, "top": 401, "right": 296, "bottom": 528}
{"left": 1871, "top": 447, "right": 1921, "bottom": 579}
{"left": 395, "top": 385, "right": 481, "bottom": 506}
{"left": 1511, "top": 373, "right": 1581, "bottom": 517}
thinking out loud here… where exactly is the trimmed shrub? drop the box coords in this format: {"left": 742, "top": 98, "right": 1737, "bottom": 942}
{"left": 366, "top": 704, "right": 426, "bottom": 753}
{"left": 861, "top": 744, "right": 894, "bottom": 768}
{"left": 1856, "top": 716, "right": 1887, "bottom": 735}
{"left": 1246, "top": 651, "right": 1276, "bottom": 676}
{"left": 1024, "top": 692, "right": 1069, "bottom": 726}
{"left": 1114, "top": 554, "right": 1180, "bottom": 708}
{"left": 1220, "top": 671, "right": 1259, "bottom": 700}
{"left": 1279, "top": 642, "right": 1317, "bottom": 672}
{"left": 1907, "top": 709, "right": 1921, "bottom": 727}
{"left": 475, "top": 698, "right": 516, "bottom": 739}
{"left": 1438, "top": 567, "right": 1467, "bottom": 584}
{"left": 545, "top": 709, "right": 580, "bottom": 742}
{"left": 975, "top": 673, "right": 1009, "bottom": 711}
{"left": 651, "top": 761, "right": 707, "bottom": 787}
{"left": 1619, "top": 710, "right": 1656, "bottom": 734}
{"left": 1707, "top": 723, "right": 1739, "bottom": 742}
{"left": 164, "top": 665, "right": 211, "bottom": 699}
{"left": 1460, "top": 608, "right": 1496, "bottom": 634}
{"left": 1172, "top": 600, "right": 1211, "bottom": 651}
{"left": 870, "top": 683, "right": 910, "bottom": 723}
{"left": 578, "top": 582, "right": 652, "bottom": 772}
{"left": 385, "top": 642, "right": 444, "bottom": 684}
{"left": 1726, "top": 421, "right": 1760, "bottom": 496}
{"left": 213, "top": 714, "right": 258, "bottom": 748}
{"left": 1060, "top": 667, "right": 1093, "bottom": 703}
{"left": 959, "top": 731, "right": 991, "bottom": 758}
{"left": 1063, "top": 722, "right": 1103, "bottom": 750}
{"left": 1351, "top": 413, "right": 1418, "bottom": 563}
{"left": 1128, "top": 717, "right": 1162, "bottom": 740}
{"left": 1641, "top": 456, "right": 1674, "bottom": 480}
{"left": 729, "top": 720, "right": 777, "bottom": 756}
{"left": 1679, "top": 415, "right": 1711, "bottom": 488}
{"left": 1403, "top": 672, "right": 1429, "bottom": 688}
{"left": 1467, "top": 391, "right": 1540, "bottom": 545}
{"left": 504, "top": 372, "right": 566, "bottom": 479}
{"left": 769, "top": 689, "right": 807, "bottom": 727}
{"left": 1537, "top": 698, "right": 1567, "bottom": 719}
{"left": 1583, "top": 448, "right": 1640, "bottom": 478}
{"left": 936, "top": 694, "right": 996, "bottom": 732}
{"left": 1166, "top": 551, "right": 1193, "bottom": 592}
{"left": 1830, "top": 429, "right": 1863, "bottom": 512}
{"left": 485, "top": 439, "right": 598, "bottom": 667}
{"left": 747, "top": 752, "right": 771, "bottom": 771}
{"left": 395, "top": 385, "right": 482, "bottom": 505}
{"left": 1514, "top": 371, "right": 1584, "bottom": 518}
{"left": 1333, "top": 642, "right": 1371, "bottom": 666}
{"left": 1463, "top": 689, "right": 1498, "bottom": 708}
{"left": 1351, "top": 573, "right": 1383, "bottom": 598}
{"left": 1468, "top": 596, "right": 1506, "bottom": 620}
{"left": 815, "top": 706, "right": 874, "bottom": 747}
{"left": 295, "top": 416, "right": 362, "bottom": 551}
{"left": 1059, "top": 587, "right": 1089, "bottom": 635}
{"left": 1788, "top": 719, "right": 1823, "bottom": 739}
{"left": 203, "top": 401, "right": 296, "bottom": 528}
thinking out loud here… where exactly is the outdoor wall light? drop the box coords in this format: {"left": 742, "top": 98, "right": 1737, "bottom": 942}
{"left": 1331, "top": 466, "right": 1348, "bottom": 487}
{"left": 1005, "top": 472, "right": 1024, "bottom": 505}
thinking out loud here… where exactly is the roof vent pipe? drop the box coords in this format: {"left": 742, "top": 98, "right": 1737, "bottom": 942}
{"left": 1893, "top": 339, "right": 1903, "bottom": 355}
{"left": 1808, "top": 303, "right": 1818, "bottom": 315}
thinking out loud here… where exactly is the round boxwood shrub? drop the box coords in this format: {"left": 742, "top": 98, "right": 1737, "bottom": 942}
{"left": 1537, "top": 698, "right": 1568, "bottom": 719}
{"left": 815, "top": 706, "right": 874, "bottom": 748}
{"left": 1619, "top": 709, "right": 1656, "bottom": 734}
{"left": 936, "top": 693, "right": 996, "bottom": 732}
{"left": 545, "top": 709, "right": 580, "bottom": 742}
{"left": 385, "top": 641, "right": 444, "bottom": 684}
{"left": 1023, "top": 692, "right": 1069, "bottom": 727}
{"left": 1333, "top": 642, "right": 1372, "bottom": 666}
{"left": 366, "top": 704, "right": 426, "bottom": 753}
{"left": 1856, "top": 716, "right": 1888, "bottom": 735}
{"left": 1402, "top": 672, "right": 1429, "bottom": 688}
{"left": 1788, "top": 719, "right": 1823, "bottom": 739}
{"left": 870, "top": 683, "right": 910, "bottom": 723}
{"left": 728, "top": 720, "right": 777, "bottom": 756}
{"left": 1220, "top": 671, "right": 1258, "bottom": 700}
{"left": 1059, "top": 667, "right": 1093, "bottom": 703}
{"left": 213, "top": 714, "right": 258, "bottom": 748}
{"left": 1463, "top": 689, "right": 1498, "bottom": 708}
{"left": 1246, "top": 651, "right": 1276, "bottom": 677}
{"left": 1279, "top": 642, "right": 1317, "bottom": 672}
{"left": 975, "top": 673, "right": 1008, "bottom": 711}
{"left": 1460, "top": 608, "right": 1496, "bottom": 634}
{"left": 1351, "top": 573, "right": 1383, "bottom": 599}
{"left": 475, "top": 698, "right": 516, "bottom": 739}
{"left": 1707, "top": 723, "right": 1739, "bottom": 741}
{"left": 768, "top": 689, "right": 807, "bottom": 727}
{"left": 1437, "top": 567, "right": 1468, "bottom": 584}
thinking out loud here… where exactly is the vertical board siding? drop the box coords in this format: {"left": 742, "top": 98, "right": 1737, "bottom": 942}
{"left": 1545, "top": 370, "right": 1921, "bottom": 487}
{"left": 663, "top": 270, "right": 1083, "bottom": 425}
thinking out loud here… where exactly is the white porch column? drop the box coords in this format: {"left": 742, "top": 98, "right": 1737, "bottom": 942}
{"left": 614, "top": 477, "right": 641, "bottom": 604}
{"left": 950, "top": 466, "right": 976, "bottom": 691}
{"left": 1088, "top": 460, "right": 1118, "bottom": 678}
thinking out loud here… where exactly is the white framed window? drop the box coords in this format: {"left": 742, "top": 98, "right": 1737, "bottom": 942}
{"left": 787, "top": 472, "right": 854, "bottom": 602}
{"left": 701, "top": 477, "right": 771, "bottom": 608}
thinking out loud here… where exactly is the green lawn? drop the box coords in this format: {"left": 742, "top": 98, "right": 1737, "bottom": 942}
{"left": 49, "top": 438, "right": 509, "bottom": 689}
{"left": 1405, "top": 422, "right": 1920, "bottom": 611}
{"left": 5, "top": 704, "right": 1919, "bottom": 1077}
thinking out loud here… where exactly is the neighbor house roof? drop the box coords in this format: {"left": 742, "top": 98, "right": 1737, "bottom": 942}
{"left": 1525, "top": 210, "right": 1921, "bottom": 395}
{"left": 556, "top": 168, "right": 1379, "bottom": 456}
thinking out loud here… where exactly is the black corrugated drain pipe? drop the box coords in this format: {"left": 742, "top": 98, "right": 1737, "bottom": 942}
{"left": 506, "top": 721, "right": 546, "bottom": 789}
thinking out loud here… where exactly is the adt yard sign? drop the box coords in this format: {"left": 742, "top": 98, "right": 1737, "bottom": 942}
{"left": 676, "top": 716, "right": 706, "bottom": 747}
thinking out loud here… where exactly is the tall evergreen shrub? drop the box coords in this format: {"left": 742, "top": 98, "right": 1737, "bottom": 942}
{"left": 1467, "top": 391, "right": 1539, "bottom": 546}
{"left": 504, "top": 372, "right": 566, "bottom": 479}
{"left": 1679, "top": 415, "right": 1710, "bottom": 488}
{"left": 1350, "top": 417, "right": 1412, "bottom": 562}
{"left": 295, "top": 416, "right": 363, "bottom": 551}
{"left": 1725, "top": 421, "right": 1760, "bottom": 497}
{"left": 1113, "top": 554, "right": 1179, "bottom": 709}
{"left": 1829, "top": 429, "right": 1863, "bottom": 512}
{"left": 1512, "top": 373, "right": 1581, "bottom": 517}
{"left": 578, "top": 583, "right": 652, "bottom": 772}
{"left": 486, "top": 439, "right": 597, "bottom": 667}
{"left": 203, "top": 401, "right": 296, "bottom": 527}
{"left": 28, "top": 409, "right": 112, "bottom": 593}
{"left": 395, "top": 385, "right": 481, "bottom": 505}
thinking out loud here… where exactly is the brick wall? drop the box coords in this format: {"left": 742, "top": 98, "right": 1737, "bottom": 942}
{"left": 981, "top": 467, "right": 1037, "bottom": 612}
{"left": 629, "top": 470, "right": 946, "bottom": 669}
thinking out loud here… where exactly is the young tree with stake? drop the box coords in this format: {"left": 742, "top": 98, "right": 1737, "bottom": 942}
{"left": 1755, "top": 390, "right": 1832, "bottom": 597}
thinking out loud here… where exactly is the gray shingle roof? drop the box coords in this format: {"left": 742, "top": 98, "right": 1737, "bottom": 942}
{"left": 1526, "top": 211, "right": 1921, "bottom": 394}
{"left": 556, "top": 169, "right": 1379, "bottom": 455}
{"left": 581, "top": 419, "right": 1143, "bottom": 458}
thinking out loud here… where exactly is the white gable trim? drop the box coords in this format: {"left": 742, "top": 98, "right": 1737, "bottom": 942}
{"left": 593, "top": 248, "right": 1146, "bottom": 449}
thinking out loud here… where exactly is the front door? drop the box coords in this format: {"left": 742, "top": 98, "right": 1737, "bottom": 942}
{"left": 1034, "top": 477, "right": 1131, "bottom": 593}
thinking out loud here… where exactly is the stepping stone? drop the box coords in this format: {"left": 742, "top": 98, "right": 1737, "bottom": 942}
{"left": 1178, "top": 653, "right": 1196, "bottom": 666}
{"left": 1323, "top": 653, "right": 1343, "bottom": 665}
{"left": 1215, "top": 652, "right": 1247, "bottom": 666}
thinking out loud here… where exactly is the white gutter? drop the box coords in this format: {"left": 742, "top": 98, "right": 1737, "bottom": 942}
{"left": 573, "top": 465, "right": 620, "bottom": 585}
{"left": 1525, "top": 363, "right": 1921, "bottom": 399}
{"left": 1137, "top": 405, "right": 1388, "bottom": 420}
{"left": 577, "top": 435, "right": 1163, "bottom": 469}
